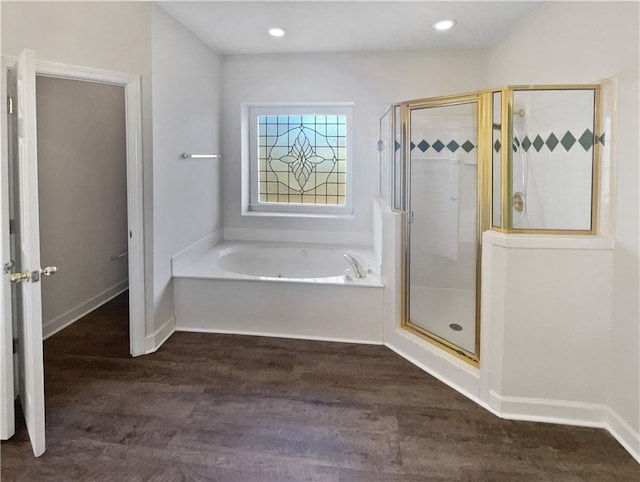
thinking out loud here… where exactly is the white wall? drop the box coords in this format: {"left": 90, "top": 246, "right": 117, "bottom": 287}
{"left": 36, "top": 76, "right": 128, "bottom": 337}
{"left": 220, "top": 50, "right": 486, "bottom": 245}
{"left": 2, "top": 2, "right": 224, "bottom": 344}
{"left": 151, "top": 6, "right": 222, "bottom": 334}
{"left": 1, "top": 0, "right": 156, "bottom": 335}
{"left": 486, "top": 1, "right": 639, "bottom": 458}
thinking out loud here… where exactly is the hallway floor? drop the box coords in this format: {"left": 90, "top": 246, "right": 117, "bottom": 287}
{"left": 2, "top": 292, "right": 638, "bottom": 481}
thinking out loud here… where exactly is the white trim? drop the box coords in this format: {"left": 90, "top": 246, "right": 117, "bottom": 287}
{"left": 223, "top": 227, "right": 372, "bottom": 246}
{"left": 23, "top": 59, "right": 147, "bottom": 357}
{"left": 144, "top": 316, "right": 175, "bottom": 355}
{"left": 384, "top": 334, "right": 482, "bottom": 406}
{"left": 606, "top": 408, "right": 640, "bottom": 464}
{"left": 171, "top": 229, "right": 223, "bottom": 274}
{"left": 175, "top": 326, "right": 384, "bottom": 346}
{"left": 387, "top": 334, "right": 639, "bottom": 463}
{"left": 488, "top": 390, "right": 639, "bottom": 463}
{"left": 0, "top": 56, "right": 16, "bottom": 441}
{"left": 490, "top": 391, "right": 607, "bottom": 425}
{"left": 483, "top": 230, "right": 615, "bottom": 250}
{"left": 42, "top": 281, "right": 128, "bottom": 340}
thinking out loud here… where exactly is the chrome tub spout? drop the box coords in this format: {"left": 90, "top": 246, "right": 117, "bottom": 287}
{"left": 343, "top": 253, "right": 366, "bottom": 279}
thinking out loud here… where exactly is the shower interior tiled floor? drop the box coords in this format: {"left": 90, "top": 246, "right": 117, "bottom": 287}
{"left": 2, "top": 292, "right": 638, "bottom": 481}
{"left": 410, "top": 285, "right": 475, "bottom": 352}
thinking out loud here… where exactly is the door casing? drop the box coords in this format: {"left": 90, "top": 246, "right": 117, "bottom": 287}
{"left": 0, "top": 56, "right": 147, "bottom": 443}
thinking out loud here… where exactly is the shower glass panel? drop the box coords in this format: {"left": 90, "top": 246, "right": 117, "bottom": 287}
{"left": 492, "top": 92, "right": 502, "bottom": 228}
{"left": 511, "top": 89, "right": 597, "bottom": 231}
{"left": 393, "top": 105, "right": 403, "bottom": 210}
{"left": 378, "top": 108, "right": 391, "bottom": 205}
{"left": 407, "top": 102, "right": 478, "bottom": 357}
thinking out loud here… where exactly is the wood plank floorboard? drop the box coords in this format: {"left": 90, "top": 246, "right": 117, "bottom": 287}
{"left": 2, "top": 292, "right": 638, "bottom": 481}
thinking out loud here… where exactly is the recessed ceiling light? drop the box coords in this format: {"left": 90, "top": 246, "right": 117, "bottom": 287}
{"left": 433, "top": 19, "right": 457, "bottom": 31}
{"left": 268, "top": 27, "right": 287, "bottom": 38}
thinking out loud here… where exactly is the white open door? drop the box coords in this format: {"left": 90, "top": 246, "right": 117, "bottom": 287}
{"left": 1, "top": 59, "right": 16, "bottom": 441}
{"left": 11, "top": 49, "right": 48, "bottom": 457}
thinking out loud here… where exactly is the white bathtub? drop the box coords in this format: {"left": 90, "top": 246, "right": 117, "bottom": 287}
{"left": 172, "top": 241, "right": 384, "bottom": 343}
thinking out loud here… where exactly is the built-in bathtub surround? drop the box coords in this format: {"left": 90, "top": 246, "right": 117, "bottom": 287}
{"left": 172, "top": 241, "right": 384, "bottom": 343}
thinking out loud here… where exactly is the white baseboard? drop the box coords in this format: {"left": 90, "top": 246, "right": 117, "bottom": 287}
{"left": 383, "top": 335, "right": 639, "bottom": 464}
{"left": 607, "top": 407, "right": 640, "bottom": 464}
{"left": 43, "top": 280, "right": 129, "bottom": 339}
{"left": 145, "top": 316, "right": 176, "bottom": 354}
{"left": 175, "top": 326, "right": 384, "bottom": 346}
{"left": 488, "top": 391, "right": 639, "bottom": 464}
{"left": 489, "top": 391, "right": 607, "bottom": 426}
{"left": 171, "top": 229, "right": 223, "bottom": 274}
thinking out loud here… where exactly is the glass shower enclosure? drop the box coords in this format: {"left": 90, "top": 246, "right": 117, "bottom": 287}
{"left": 384, "top": 84, "right": 600, "bottom": 365}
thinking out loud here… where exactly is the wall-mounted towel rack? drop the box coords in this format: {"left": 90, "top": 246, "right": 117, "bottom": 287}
{"left": 180, "top": 153, "right": 222, "bottom": 159}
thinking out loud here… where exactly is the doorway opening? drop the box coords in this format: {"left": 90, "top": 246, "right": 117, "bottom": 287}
{"left": 35, "top": 75, "right": 130, "bottom": 344}
{"left": 1, "top": 54, "right": 146, "bottom": 454}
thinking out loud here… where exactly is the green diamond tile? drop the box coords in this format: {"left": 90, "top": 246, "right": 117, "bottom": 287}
{"left": 560, "top": 131, "right": 576, "bottom": 151}
{"left": 546, "top": 133, "right": 559, "bottom": 151}
{"left": 394, "top": 140, "right": 401, "bottom": 152}
{"left": 461, "top": 140, "right": 475, "bottom": 153}
{"left": 532, "top": 135, "right": 544, "bottom": 152}
{"left": 521, "top": 136, "right": 531, "bottom": 152}
{"left": 578, "top": 129, "right": 594, "bottom": 151}
{"left": 494, "top": 139, "right": 501, "bottom": 152}
{"left": 410, "top": 141, "right": 416, "bottom": 151}
{"left": 598, "top": 133, "right": 606, "bottom": 146}
{"left": 432, "top": 140, "right": 445, "bottom": 152}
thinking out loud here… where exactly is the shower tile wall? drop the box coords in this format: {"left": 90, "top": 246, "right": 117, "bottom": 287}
{"left": 509, "top": 90, "right": 597, "bottom": 230}
{"left": 409, "top": 113, "right": 477, "bottom": 292}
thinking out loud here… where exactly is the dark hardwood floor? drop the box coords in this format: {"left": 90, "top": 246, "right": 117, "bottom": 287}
{"left": 2, "top": 292, "right": 638, "bottom": 481}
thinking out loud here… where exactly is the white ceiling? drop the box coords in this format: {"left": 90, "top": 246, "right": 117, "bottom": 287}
{"left": 159, "top": 1, "right": 542, "bottom": 55}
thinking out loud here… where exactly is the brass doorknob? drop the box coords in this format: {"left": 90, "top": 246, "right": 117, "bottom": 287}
{"left": 8, "top": 271, "right": 30, "bottom": 283}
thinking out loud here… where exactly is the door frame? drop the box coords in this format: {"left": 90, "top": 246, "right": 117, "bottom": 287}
{"left": 0, "top": 57, "right": 16, "bottom": 440}
{"left": 396, "top": 91, "right": 492, "bottom": 367}
{"left": 1, "top": 56, "right": 146, "bottom": 357}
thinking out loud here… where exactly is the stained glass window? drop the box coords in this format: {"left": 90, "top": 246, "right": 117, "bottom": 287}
{"left": 256, "top": 115, "right": 347, "bottom": 205}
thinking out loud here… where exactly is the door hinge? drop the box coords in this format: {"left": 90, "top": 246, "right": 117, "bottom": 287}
{"left": 9, "top": 219, "right": 15, "bottom": 235}
{"left": 12, "top": 339, "right": 18, "bottom": 354}
{"left": 7, "top": 96, "right": 13, "bottom": 115}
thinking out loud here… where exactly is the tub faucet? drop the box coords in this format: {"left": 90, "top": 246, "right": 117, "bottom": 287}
{"left": 343, "top": 253, "right": 366, "bottom": 279}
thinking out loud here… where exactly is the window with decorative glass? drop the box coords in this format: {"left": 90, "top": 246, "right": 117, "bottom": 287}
{"left": 248, "top": 105, "right": 353, "bottom": 215}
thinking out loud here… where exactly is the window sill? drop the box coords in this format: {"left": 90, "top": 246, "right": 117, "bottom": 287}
{"left": 242, "top": 210, "right": 355, "bottom": 220}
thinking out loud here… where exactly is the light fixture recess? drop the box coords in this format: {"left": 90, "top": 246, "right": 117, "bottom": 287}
{"left": 433, "top": 19, "right": 457, "bottom": 31}
{"left": 268, "top": 27, "right": 287, "bottom": 37}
